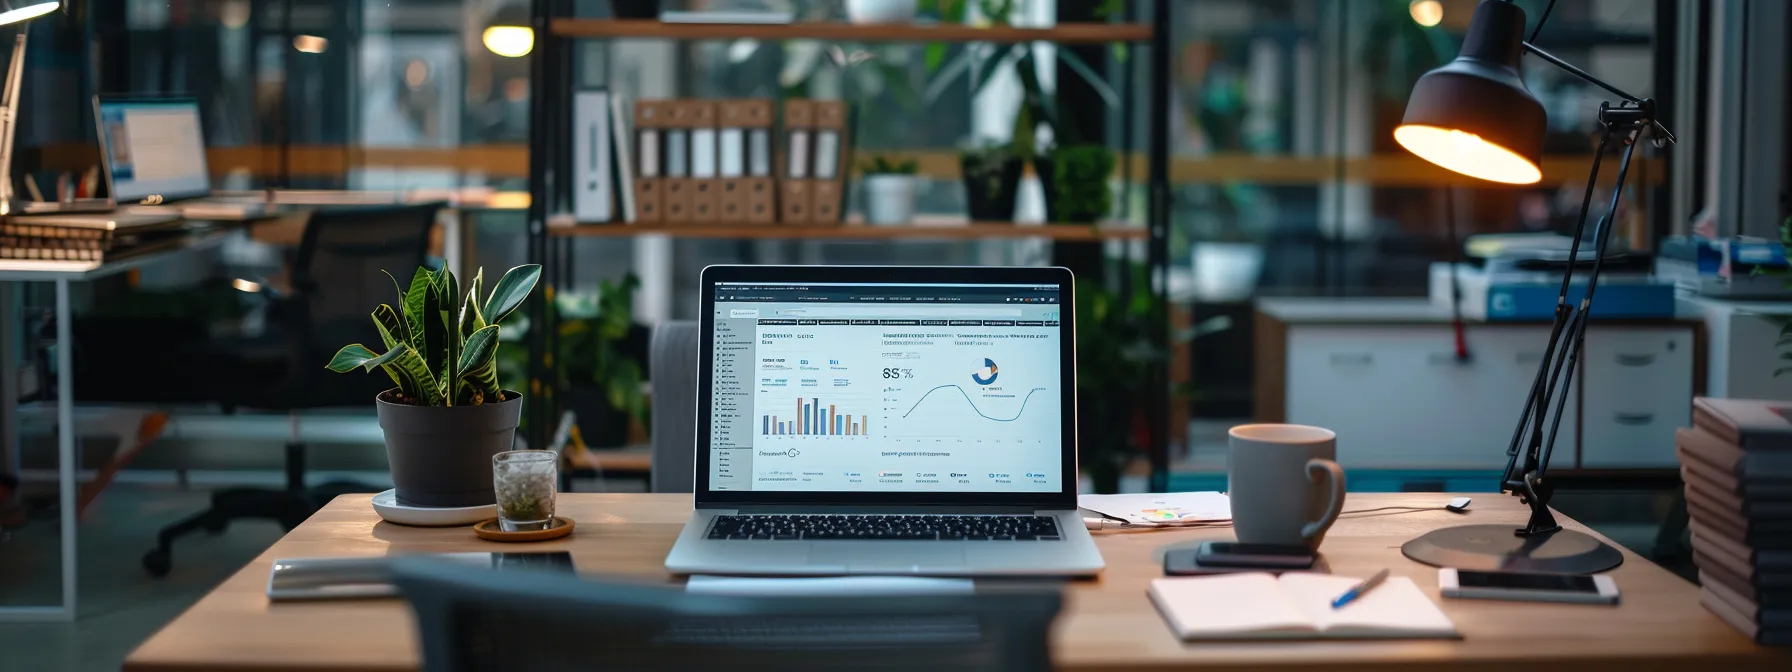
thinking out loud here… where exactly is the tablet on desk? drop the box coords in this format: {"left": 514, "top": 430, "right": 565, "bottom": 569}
{"left": 266, "top": 551, "right": 573, "bottom": 601}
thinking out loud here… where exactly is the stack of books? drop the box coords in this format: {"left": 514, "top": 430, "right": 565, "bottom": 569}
{"left": 1681, "top": 397, "right": 1792, "bottom": 646}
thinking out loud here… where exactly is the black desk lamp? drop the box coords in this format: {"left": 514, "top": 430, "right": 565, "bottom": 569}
{"left": 1396, "top": 0, "right": 1675, "bottom": 574}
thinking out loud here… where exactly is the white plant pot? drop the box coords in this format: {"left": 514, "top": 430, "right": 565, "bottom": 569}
{"left": 861, "top": 174, "right": 917, "bottom": 226}
{"left": 845, "top": 0, "right": 917, "bottom": 24}
{"left": 1191, "top": 241, "right": 1265, "bottom": 301}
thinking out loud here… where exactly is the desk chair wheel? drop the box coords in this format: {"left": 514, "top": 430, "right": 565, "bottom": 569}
{"left": 142, "top": 548, "right": 172, "bottom": 577}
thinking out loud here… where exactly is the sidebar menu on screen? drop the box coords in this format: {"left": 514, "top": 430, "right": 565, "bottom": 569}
{"left": 708, "top": 309, "right": 756, "bottom": 489}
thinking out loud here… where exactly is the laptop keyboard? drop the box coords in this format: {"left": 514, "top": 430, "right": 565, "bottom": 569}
{"left": 706, "top": 514, "right": 1062, "bottom": 541}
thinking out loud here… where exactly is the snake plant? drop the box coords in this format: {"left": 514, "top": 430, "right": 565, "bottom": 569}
{"left": 326, "top": 264, "right": 542, "bottom": 406}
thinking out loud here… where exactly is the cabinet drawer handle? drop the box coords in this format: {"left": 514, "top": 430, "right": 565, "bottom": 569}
{"left": 1613, "top": 412, "right": 1656, "bottom": 426}
{"left": 1614, "top": 354, "right": 1656, "bottom": 367}
{"left": 1427, "top": 352, "right": 1467, "bottom": 366}
{"left": 1328, "top": 353, "right": 1373, "bottom": 366}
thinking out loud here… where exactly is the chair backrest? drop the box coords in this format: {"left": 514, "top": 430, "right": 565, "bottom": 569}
{"left": 294, "top": 202, "right": 442, "bottom": 336}
{"left": 649, "top": 321, "right": 699, "bottom": 493}
{"left": 392, "top": 558, "right": 1061, "bottom": 672}
{"left": 287, "top": 203, "right": 441, "bottom": 402}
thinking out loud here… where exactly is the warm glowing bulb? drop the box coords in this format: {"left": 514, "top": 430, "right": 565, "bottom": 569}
{"left": 1394, "top": 125, "right": 1542, "bottom": 185}
{"left": 293, "top": 35, "right": 328, "bottom": 54}
{"left": 483, "top": 26, "right": 533, "bottom": 58}
{"left": 0, "top": 1, "right": 58, "bottom": 27}
{"left": 1409, "top": 0, "right": 1443, "bottom": 27}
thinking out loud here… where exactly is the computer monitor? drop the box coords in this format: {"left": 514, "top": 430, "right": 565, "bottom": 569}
{"left": 94, "top": 97, "right": 212, "bottom": 204}
{"left": 697, "top": 266, "right": 1076, "bottom": 504}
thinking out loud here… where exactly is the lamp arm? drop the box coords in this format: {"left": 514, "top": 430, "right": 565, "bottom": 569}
{"left": 1522, "top": 42, "right": 1642, "bottom": 104}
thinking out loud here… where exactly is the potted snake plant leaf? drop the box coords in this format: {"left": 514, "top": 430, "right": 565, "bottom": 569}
{"left": 326, "top": 264, "right": 541, "bottom": 508}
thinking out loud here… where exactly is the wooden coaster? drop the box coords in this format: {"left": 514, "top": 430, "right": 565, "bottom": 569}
{"left": 473, "top": 517, "right": 574, "bottom": 542}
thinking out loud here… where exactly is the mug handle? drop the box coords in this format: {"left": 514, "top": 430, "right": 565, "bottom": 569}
{"left": 1300, "top": 458, "right": 1347, "bottom": 541}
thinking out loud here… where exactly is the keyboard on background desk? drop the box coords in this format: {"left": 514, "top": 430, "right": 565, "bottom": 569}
{"left": 705, "top": 514, "right": 1062, "bottom": 541}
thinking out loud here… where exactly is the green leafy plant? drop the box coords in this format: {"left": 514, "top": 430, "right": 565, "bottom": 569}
{"left": 325, "top": 264, "right": 543, "bottom": 406}
{"left": 1075, "top": 271, "right": 1163, "bottom": 492}
{"left": 568, "top": 274, "right": 649, "bottom": 428}
{"left": 1758, "top": 216, "right": 1792, "bottom": 377}
{"left": 860, "top": 155, "right": 920, "bottom": 175}
{"left": 1050, "top": 144, "right": 1116, "bottom": 223}
{"left": 923, "top": 0, "right": 1125, "bottom": 159}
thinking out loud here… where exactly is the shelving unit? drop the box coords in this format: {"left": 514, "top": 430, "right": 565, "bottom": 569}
{"left": 549, "top": 18, "right": 1151, "bottom": 43}
{"left": 546, "top": 220, "right": 1146, "bottom": 242}
{"left": 526, "top": 8, "right": 1173, "bottom": 489}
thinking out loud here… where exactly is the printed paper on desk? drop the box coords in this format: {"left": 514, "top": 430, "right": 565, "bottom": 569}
{"left": 1079, "top": 492, "right": 1231, "bottom": 525}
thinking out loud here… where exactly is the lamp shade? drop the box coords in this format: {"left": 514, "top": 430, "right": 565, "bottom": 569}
{"left": 0, "top": 1, "right": 58, "bottom": 27}
{"left": 1395, "top": 0, "right": 1545, "bottom": 185}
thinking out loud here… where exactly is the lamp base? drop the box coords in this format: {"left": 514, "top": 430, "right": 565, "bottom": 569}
{"left": 1402, "top": 524, "right": 1624, "bottom": 574}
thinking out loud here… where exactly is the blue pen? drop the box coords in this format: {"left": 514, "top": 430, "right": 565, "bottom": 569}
{"left": 1331, "top": 568, "right": 1391, "bottom": 609}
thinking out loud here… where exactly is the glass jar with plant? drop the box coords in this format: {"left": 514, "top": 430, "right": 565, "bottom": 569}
{"left": 859, "top": 154, "right": 921, "bottom": 225}
{"left": 324, "top": 264, "right": 541, "bottom": 508}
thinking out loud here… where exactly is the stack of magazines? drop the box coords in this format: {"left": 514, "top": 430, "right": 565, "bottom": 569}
{"left": 1681, "top": 397, "right": 1792, "bottom": 646}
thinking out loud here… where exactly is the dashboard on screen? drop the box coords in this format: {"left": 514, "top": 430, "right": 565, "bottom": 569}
{"left": 706, "top": 281, "right": 1065, "bottom": 494}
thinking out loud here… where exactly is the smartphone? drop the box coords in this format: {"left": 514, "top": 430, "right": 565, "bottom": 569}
{"left": 1163, "top": 547, "right": 1294, "bottom": 576}
{"left": 1192, "top": 541, "right": 1316, "bottom": 569}
{"left": 267, "top": 551, "right": 574, "bottom": 601}
{"left": 1438, "top": 568, "right": 1619, "bottom": 605}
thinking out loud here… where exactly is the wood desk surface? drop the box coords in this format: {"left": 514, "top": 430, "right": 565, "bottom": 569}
{"left": 126, "top": 493, "right": 1786, "bottom": 671}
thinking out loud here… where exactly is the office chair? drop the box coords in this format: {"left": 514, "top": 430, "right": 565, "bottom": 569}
{"left": 391, "top": 557, "right": 1061, "bottom": 672}
{"left": 142, "top": 203, "right": 441, "bottom": 577}
{"left": 648, "top": 321, "right": 698, "bottom": 494}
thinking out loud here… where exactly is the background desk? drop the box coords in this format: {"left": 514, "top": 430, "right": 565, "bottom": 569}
{"left": 0, "top": 218, "right": 254, "bottom": 622}
{"left": 1256, "top": 298, "right": 1701, "bottom": 471}
{"left": 126, "top": 492, "right": 1784, "bottom": 671}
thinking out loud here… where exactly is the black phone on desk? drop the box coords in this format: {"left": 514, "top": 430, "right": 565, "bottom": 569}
{"left": 267, "top": 551, "right": 574, "bottom": 601}
{"left": 1194, "top": 542, "right": 1316, "bottom": 569}
{"left": 1164, "top": 543, "right": 1316, "bottom": 576}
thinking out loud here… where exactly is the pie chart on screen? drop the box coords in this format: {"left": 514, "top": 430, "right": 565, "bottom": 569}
{"left": 971, "top": 358, "right": 999, "bottom": 386}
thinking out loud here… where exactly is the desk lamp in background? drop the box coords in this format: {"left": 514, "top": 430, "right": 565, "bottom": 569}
{"left": 1395, "top": 0, "right": 1675, "bottom": 574}
{"left": 0, "top": 0, "right": 60, "bottom": 215}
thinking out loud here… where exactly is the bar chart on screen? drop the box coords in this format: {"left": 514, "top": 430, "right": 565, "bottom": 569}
{"left": 759, "top": 395, "right": 871, "bottom": 437}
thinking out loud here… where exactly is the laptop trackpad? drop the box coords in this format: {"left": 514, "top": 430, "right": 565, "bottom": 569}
{"left": 808, "top": 543, "right": 966, "bottom": 571}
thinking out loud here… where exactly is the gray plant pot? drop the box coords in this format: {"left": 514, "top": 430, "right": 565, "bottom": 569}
{"left": 375, "top": 390, "right": 523, "bottom": 508}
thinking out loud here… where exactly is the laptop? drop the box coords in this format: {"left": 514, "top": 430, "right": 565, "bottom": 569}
{"left": 93, "top": 96, "right": 267, "bottom": 220}
{"left": 663, "top": 265, "right": 1104, "bottom": 576}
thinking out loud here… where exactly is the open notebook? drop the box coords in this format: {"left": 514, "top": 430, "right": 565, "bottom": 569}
{"left": 1149, "top": 572, "right": 1460, "bottom": 641}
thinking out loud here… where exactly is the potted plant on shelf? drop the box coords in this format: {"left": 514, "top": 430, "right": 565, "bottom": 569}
{"left": 326, "top": 264, "right": 542, "bottom": 508}
{"left": 859, "top": 155, "right": 920, "bottom": 225}
{"left": 924, "top": 0, "right": 1126, "bottom": 219}
{"left": 960, "top": 142, "right": 1023, "bottom": 221}
{"left": 1046, "top": 143, "right": 1116, "bottom": 224}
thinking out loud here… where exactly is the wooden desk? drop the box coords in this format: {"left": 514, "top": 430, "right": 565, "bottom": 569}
{"left": 125, "top": 493, "right": 1786, "bottom": 671}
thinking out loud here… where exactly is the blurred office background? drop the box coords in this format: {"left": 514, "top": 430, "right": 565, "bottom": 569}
{"left": 0, "top": 0, "right": 1780, "bottom": 667}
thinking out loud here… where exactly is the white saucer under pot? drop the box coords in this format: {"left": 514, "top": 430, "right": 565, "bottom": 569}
{"left": 371, "top": 489, "right": 495, "bottom": 527}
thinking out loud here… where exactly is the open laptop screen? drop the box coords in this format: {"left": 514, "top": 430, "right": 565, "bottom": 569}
{"left": 96, "top": 98, "right": 212, "bottom": 203}
{"left": 706, "top": 277, "right": 1068, "bottom": 497}
{"left": 702, "top": 274, "right": 1068, "bottom": 501}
